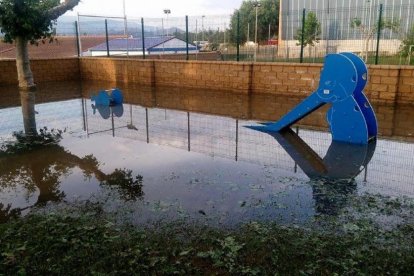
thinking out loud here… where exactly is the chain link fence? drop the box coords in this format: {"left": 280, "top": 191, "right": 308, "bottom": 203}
{"left": 1, "top": 2, "right": 414, "bottom": 64}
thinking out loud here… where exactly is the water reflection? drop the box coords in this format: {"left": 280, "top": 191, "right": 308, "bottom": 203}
{"left": 91, "top": 103, "right": 124, "bottom": 120}
{"left": 1, "top": 81, "right": 413, "bottom": 140}
{"left": 83, "top": 81, "right": 414, "bottom": 142}
{"left": 0, "top": 143, "right": 100, "bottom": 222}
{"left": 270, "top": 128, "right": 377, "bottom": 180}
{"left": 0, "top": 132, "right": 143, "bottom": 223}
{"left": 0, "top": 145, "right": 144, "bottom": 222}
{"left": 256, "top": 128, "right": 377, "bottom": 215}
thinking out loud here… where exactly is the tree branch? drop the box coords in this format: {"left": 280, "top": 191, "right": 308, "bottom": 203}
{"left": 47, "top": 0, "right": 81, "bottom": 20}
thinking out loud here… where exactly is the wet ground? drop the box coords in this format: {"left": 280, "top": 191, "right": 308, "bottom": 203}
{"left": 1, "top": 81, "right": 414, "bottom": 226}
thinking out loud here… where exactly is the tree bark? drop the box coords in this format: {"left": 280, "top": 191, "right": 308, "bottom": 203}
{"left": 12, "top": 1, "right": 81, "bottom": 136}
{"left": 47, "top": 0, "right": 81, "bottom": 20}
{"left": 16, "top": 36, "right": 37, "bottom": 135}
{"left": 15, "top": 36, "right": 35, "bottom": 90}
{"left": 20, "top": 90, "right": 37, "bottom": 135}
{"left": 364, "top": 37, "right": 370, "bottom": 62}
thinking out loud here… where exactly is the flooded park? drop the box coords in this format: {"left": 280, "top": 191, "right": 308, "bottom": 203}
{"left": 1, "top": 0, "right": 414, "bottom": 273}
{"left": 1, "top": 80, "right": 414, "bottom": 274}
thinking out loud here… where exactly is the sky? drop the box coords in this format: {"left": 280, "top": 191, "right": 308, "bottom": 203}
{"left": 64, "top": 0, "right": 244, "bottom": 19}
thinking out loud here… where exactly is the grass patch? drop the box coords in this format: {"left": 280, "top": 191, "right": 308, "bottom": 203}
{"left": 1, "top": 195, "right": 414, "bottom": 275}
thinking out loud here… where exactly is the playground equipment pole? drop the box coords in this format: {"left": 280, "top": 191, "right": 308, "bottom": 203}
{"left": 375, "top": 4, "right": 383, "bottom": 65}
{"left": 300, "top": 9, "right": 306, "bottom": 63}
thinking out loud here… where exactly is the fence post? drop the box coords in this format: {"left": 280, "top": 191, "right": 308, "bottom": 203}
{"left": 74, "top": 21, "right": 80, "bottom": 57}
{"left": 237, "top": 11, "right": 240, "bottom": 62}
{"left": 186, "top": 15, "right": 189, "bottom": 60}
{"left": 300, "top": 8, "right": 306, "bottom": 63}
{"left": 375, "top": 4, "right": 383, "bottom": 65}
{"left": 105, "top": 19, "right": 110, "bottom": 57}
{"left": 141, "top": 18, "right": 146, "bottom": 59}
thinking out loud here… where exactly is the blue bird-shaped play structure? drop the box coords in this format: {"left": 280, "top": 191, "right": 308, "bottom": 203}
{"left": 249, "top": 52, "right": 377, "bottom": 144}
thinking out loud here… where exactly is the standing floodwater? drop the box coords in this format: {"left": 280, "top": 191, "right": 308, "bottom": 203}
{"left": 1, "top": 81, "right": 413, "bottom": 226}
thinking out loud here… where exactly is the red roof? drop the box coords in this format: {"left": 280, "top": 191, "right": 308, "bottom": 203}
{"left": 0, "top": 36, "right": 123, "bottom": 59}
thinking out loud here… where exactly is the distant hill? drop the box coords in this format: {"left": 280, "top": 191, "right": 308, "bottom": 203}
{"left": 0, "top": 36, "right": 122, "bottom": 59}
{"left": 56, "top": 16, "right": 181, "bottom": 37}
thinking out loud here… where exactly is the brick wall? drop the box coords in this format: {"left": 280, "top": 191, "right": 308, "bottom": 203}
{"left": 80, "top": 58, "right": 251, "bottom": 92}
{"left": 1, "top": 57, "right": 413, "bottom": 105}
{"left": 252, "top": 63, "right": 322, "bottom": 96}
{"left": 365, "top": 65, "right": 400, "bottom": 103}
{"left": 398, "top": 67, "right": 414, "bottom": 104}
{"left": 0, "top": 58, "right": 80, "bottom": 85}
{"left": 154, "top": 61, "right": 252, "bottom": 91}
{"left": 79, "top": 57, "right": 414, "bottom": 104}
{"left": 79, "top": 58, "right": 155, "bottom": 86}
{"left": 0, "top": 59, "right": 17, "bottom": 85}
{"left": 31, "top": 58, "right": 80, "bottom": 82}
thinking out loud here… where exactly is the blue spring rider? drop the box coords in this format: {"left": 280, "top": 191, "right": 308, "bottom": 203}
{"left": 250, "top": 52, "right": 377, "bottom": 144}
{"left": 91, "top": 88, "right": 123, "bottom": 106}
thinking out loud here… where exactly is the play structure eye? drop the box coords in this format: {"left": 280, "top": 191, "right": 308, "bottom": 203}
{"left": 362, "top": 73, "right": 367, "bottom": 80}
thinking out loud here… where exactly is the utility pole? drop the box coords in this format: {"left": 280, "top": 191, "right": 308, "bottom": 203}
{"left": 253, "top": 0, "right": 262, "bottom": 61}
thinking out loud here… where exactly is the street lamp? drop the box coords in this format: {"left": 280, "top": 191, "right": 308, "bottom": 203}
{"left": 164, "top": 9, "right": 171, "bottom": 36}
{"left": 252, "top": 0, "right": 261, "bottom": 61}
{"left": 325, "top": 0, "right": 329, "bottom": 54}
{"left": 253, "top": 0, "right": 261, "bottom": 45}
{"left": 202, "top": 15, "right": 205, "bottom": 42}
{"left": 367, "top": 0, "right": 372, "bottom": 30}
{"left": 123, "top": 0, "right": 129, "bottom": 57}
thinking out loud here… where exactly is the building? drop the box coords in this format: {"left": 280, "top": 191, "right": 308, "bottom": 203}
{"left": 279, "top": 0, "right": 414, "bottom": 41}
{"left": 87, "top": 36, "right": 199, "bottom": 56}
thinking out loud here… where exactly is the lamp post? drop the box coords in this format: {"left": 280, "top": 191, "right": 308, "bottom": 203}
{"left": 367, "top": 0, "right": 372, "bottom": 31}
{"left": 164, "top": 9, "right": 171, "bottom": 36}
{"left": 325, "top": 0, "right": 329, "bottom": 54}
{"left": 123, "top": 0, "right": 126, "bottom": 36}
{"left": 202, "top": 15, "right": 205, "bottom": 42}
{"left": 123, "top": 0, "right": 129, "bottom": 57}
{"left": 367, "top": 0, "right": 372, "bottom": 61}
{"left": 253, "top": 0, "right": 261, "bottom": 61}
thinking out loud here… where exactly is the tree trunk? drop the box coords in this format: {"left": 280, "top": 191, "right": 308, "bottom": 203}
{"left": 20, "top": 90, "right": 37, "bottom": 135}
{"left": 364, "top": 38, "right": 369, "bottom": 62}
{"left": 16, "top": 36, "right": 37, "bottom": 135}
{"left": 364, "top": 31, "right": 375, "bottom": 63}
{"left": 15, "top": 36, "right": 36, "bottom": 90}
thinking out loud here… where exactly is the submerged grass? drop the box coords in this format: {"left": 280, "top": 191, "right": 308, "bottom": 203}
{"left": 1, "top": 195, "right": 414, "bottom": 275}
